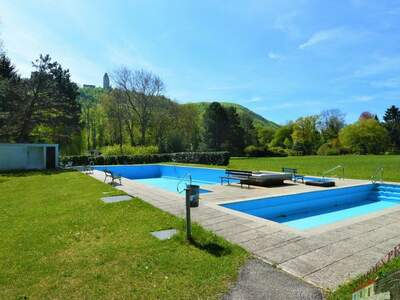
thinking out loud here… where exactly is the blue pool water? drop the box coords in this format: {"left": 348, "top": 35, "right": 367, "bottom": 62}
{"left": 221, "top": 184, "right": 400, "bottom": 230}
{"left": 95, "top": 164, "right": 226, "bottom": 194}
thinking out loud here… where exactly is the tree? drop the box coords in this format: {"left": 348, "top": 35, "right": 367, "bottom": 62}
{"left": 203, "top": 102, "right": 228, "bottom": 151}
{"left": 270, "top": 123, "right": 293, "bottom": 148}
{"left": 318, "top": 109, "right": 345, "bottom": 141}
{"left": 113, "top": 67, "right": 164, "bottom": 145}
{"left": 241, "top": 114, "right": 257, "bottom": 146}
{"left": 225, "top": 106, "right": 245, "bottom": 155}
{"left": 383, "top": 105, "right": 400, "bottom": 151}
{"left": 1, "top": 54, "right": 80, "bottom": 147}
{"left": 359, "top": 111, "right": 375, "bottom": 121}
{"left": 256, "top": 126, "right": 275, "bottom": 146}
{"left": 339, "top": 119, "right": 389, "bottom": 154}
{"left": 102, "top": 90, "right": 128, "bottom": 152}
{"left": 291, "top": 115, "right": 321, "bottom": 155}
{"left": 16, "top": 54, "right": 81, "bottom": 144}
{"left": 0, "top": 54, "right": 22, "bottom": 141}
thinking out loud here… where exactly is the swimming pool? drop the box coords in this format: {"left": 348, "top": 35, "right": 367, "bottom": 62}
{"left": 95, "top": 164, "right": 226, "bottom": 194}
{"left": 221, "top": 184, "right": 400, "bottom": 230}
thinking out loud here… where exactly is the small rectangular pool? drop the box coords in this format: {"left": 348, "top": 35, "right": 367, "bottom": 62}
{"left": 221, "top": 184, "right": 400, "bottom": 230}
{"left": 95, "top": 164, "right": 226, "bottom": 194}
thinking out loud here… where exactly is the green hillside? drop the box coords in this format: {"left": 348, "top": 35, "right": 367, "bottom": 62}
{"left": 190, "top": 102, "right": 279, "bottom": 128}
{"left": 78, "top": 88, "right": 279, "bottom": 129}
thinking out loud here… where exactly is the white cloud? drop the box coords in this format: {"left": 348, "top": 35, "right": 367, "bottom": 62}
{"left": 244, "top": 96, "right": 263, "bottom": 103}
{"left": 299, "top": 28, "right": 344, "bottom": 49}
{"left": 273, "top": 11, "right": 300, "bottom": 37}
{"left": 268, "top": 52, "right": 283, "bottom": 60}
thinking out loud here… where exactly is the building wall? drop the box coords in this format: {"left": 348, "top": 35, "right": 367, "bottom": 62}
{"left": 0, "top": 144, "right": 58, "bottom": 170}
{"left": 0, "top": 144, "right": 27, "bottom": 170}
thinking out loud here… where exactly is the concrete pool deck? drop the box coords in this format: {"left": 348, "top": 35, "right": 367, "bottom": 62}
{"left": 90, "top": 170, "right": 400, "bottom": 290}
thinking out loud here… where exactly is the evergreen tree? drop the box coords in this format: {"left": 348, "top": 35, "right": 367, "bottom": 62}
{"left": 383, "top": 105, "right": 400, "bottom": 151}
{"left": 225, "top": 106, "right": 245, "bottom": 155}
{"left": 0, "top": 54, "right": 22, "bottom": 141}
{"left": 203, "top": 102, "right": 228, "bottom": 151}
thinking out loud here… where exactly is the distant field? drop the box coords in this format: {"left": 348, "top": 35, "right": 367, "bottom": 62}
{"left": 172, "top": 155, "right": 400, "bottom": 182}
{"left": 227, "top": 155, "right": 400, "bottom": 182}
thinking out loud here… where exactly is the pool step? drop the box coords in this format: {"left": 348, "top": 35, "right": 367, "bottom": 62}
{"left": 377, "top": 184, "right": 400, "bottom": 193}
{"left": 377, "top": 195, "right": 400, "bottom": 202}
{"left": 378, "top": 190, "right": 400, "bottom": 198}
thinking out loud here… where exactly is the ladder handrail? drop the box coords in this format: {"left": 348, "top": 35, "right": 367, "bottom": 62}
{"left": 177, "top": 173, "right": 192, "bottom": 193}
{"left": 322, "top": 165, "right": 344, "bottom": 180}
{"left": 371, "top": 167, "right": 384, "bottom": 184}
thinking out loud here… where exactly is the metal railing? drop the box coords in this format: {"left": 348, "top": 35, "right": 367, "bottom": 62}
{"left": 322, "top": 165, "right": 344, "bottom": 180}
{"left": 371, "top": 167, "right": 384, "bottom": 184}
{"left": 177, "top": 173, "right": 192, "bottom": 193}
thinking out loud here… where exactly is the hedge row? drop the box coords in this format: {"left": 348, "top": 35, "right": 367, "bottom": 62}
{"left": 61, "top": 151, "right": 230, "bottom": 166}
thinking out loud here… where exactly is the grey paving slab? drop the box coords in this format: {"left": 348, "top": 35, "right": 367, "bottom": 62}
{"left": 151, "top": 229, "right": 178, "bottom": 240}
{"left": 101, "top": 195, "right": 133, "bottom": 203}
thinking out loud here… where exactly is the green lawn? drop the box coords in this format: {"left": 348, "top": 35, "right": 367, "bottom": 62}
{"left": 175, "top": 155, "right": 400, "bottom": 182}
{"left": 0, "top": 171, "right": 248, "bottom": 299}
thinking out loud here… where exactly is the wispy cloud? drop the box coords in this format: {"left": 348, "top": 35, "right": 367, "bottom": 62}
{"left": 268, "top": 52, "right": 283, "bottom": 60}
{"left": 299, "top": 28, "right": 344, "bottom": 49}
{"left": 273, "top": 11, "right": 300, "bottom": 37}
{"left": 243, "top": 96, "right": 263, "bottom": 103}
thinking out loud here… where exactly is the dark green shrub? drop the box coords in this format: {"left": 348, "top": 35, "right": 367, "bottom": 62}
{"left": 243, "top": 145, "right": 267, "bottom": 157}
{"left": 61, "top": 151, "right": 230, "bottom": 167}
{"left": 267, "top": 147, "right": 288, "bottom": 157}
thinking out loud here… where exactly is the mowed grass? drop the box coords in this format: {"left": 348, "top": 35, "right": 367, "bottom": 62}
{"left": 227, "top": 155, "right": 400, "bottom": 182}
{"left": 174, "top": 155, "right": 400, "bottom": 182}
{"left": 0, "top": 171, "right": 247, "bottom": 299}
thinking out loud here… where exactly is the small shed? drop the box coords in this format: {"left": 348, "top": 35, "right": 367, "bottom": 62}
{"left": 0, "top": 143, "right": 59, "bottom": 171}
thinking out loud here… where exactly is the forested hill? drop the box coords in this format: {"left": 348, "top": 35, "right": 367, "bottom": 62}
{"left": 78, "top": 87, "right": 279, "bottom": 129}
{"left": 191, "top": 102, "right": 279, "bottom": 129}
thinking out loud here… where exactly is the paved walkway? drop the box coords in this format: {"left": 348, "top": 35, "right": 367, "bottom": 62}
{"left": 90, "top": 171, "right": 400, "bottom": 290}
{"left": 224, "top": 259, "right": 324, "bottom": 300}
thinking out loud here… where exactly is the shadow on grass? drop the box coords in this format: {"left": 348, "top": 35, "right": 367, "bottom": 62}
{"left": 189, "top": 238, "right": 232, "bottom": 257}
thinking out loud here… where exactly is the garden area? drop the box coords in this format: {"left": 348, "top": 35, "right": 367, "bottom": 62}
{"left": 0, "top": 171, "right": 247, "bottom": 299}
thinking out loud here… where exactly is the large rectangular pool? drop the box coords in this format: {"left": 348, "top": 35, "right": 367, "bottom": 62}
{"left": 221, "top": 184, "right": 400, "bottom": 230}
{"left": 95, "top": 164, "right": 226, "bottom": 194}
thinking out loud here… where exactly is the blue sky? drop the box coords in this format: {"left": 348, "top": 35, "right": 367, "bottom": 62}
{"left": 1, "top": 0, "right": 399, "bottom": 124}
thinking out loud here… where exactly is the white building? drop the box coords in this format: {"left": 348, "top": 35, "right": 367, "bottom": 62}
{"left": 0, "top": 143, "right": 59, "bottom": 171}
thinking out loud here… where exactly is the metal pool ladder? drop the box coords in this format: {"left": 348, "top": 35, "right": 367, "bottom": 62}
{"left": 322, "top": 165, "right": 344, "bottom": 181}
{"left": 371, "top": 167, "right": 384, "bottom": 184}
{"left": 177, "top": 173, "right": 192, "bottom": 193}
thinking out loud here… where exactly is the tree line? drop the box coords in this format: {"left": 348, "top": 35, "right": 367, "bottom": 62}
{"left": 253, "top": 107, "right": 400, "bottom": 156}
{"left": 1, "top": 51, "right": 399, "bottom": 156}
